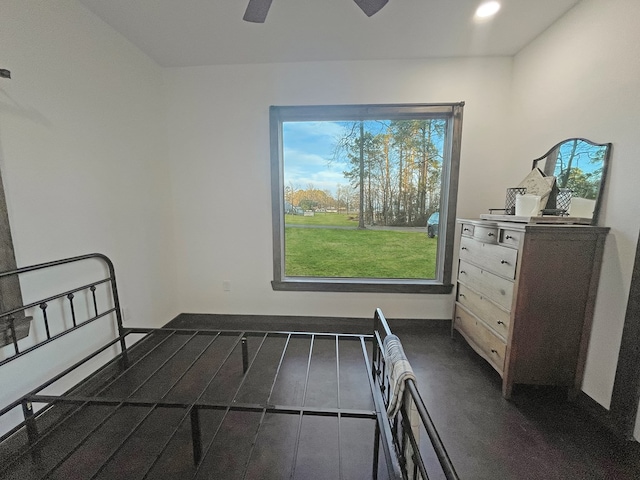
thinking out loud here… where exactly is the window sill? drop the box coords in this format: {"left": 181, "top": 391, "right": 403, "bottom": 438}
{"left": 271, "top": 279, "right": 453, "bottom": 294}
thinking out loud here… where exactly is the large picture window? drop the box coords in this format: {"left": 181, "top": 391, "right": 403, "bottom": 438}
{"left": 270, "top": 103, "right": 464, "bottom": 293}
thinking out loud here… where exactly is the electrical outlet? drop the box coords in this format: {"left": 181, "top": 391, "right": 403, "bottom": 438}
{"left": 223, "top": 280, "right": 231, "bottom": 292}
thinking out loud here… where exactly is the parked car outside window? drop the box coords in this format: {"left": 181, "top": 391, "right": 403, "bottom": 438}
{"left": 427, "top": 212, "right": 439, "bottom": 238}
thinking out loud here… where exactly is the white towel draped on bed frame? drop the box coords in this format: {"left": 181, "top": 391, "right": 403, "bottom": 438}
{"left": 383, "top": 334, "right": 422, "bottom": 479}
{"left": 384, "top": 334, "right": 416, "bottom": 417}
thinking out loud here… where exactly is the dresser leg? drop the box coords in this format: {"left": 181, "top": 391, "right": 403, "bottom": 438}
{"left": 502, "top": 380, "right": 514, "bottom": 399}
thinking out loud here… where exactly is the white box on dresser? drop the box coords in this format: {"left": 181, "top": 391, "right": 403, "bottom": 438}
{"left": 453, "top": 218, "right": 609, "bottom": 399}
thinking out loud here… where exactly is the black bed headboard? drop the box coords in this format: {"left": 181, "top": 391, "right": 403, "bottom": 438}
{"left": 0, "top": 253, "right": 127, "bottom": 368}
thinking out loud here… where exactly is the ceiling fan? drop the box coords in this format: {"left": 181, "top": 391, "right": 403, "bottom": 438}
{"left": 243, "top": 0, "right": 389, "bottom": 23}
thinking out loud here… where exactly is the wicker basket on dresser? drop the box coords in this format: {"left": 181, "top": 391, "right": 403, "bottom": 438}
{"left": 453, "top": 218, "right": 609, "bottom": 399}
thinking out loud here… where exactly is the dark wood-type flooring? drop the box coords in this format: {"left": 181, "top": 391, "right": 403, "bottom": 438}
{"left": 168, "top": 314, "right": 640, "bottom": 480}
{"left": 2, "top": 312, "right": 639, "bottom": 479}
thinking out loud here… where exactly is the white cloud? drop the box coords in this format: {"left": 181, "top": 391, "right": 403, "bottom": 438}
{"left": 284, "top": 148, "right": 351, "bottom": 194}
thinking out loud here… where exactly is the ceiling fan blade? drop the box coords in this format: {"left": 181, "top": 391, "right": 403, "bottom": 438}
{"left": 353, "top": 0, "right": 388, "bottom": 17}
{"left": 243, "top": 0, "right": 273, "bottom": 23}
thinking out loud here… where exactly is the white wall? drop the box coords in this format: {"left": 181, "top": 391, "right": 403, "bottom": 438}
{"left": 0, "top": 0, "right": 178, "bottom": 428}
{"left": 163, "top": 57, "right": 514, "bottom": 320}
{"left": 511, "top": 0, "right": 640, "bottom": 437}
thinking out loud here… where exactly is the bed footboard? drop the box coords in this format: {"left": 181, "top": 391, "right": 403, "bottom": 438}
{"left": 0, "top": 253, "right": 128, "bottom": 368}
{"left": 372, "top": 308, "right": 459, "bottom": 480}
{"left": 0, "top": 254, "right": 132, "bottom": 449}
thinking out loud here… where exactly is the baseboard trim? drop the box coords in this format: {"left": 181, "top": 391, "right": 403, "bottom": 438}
{"left": 165, "top": 312, "right": 451, "bottom": 334}
{"left": 577, "top": 391, "right": 637, "bottom": 442}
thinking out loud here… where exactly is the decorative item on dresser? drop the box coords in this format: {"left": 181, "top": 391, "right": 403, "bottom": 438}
{"left": 453, "top": 218, "right": 609, "bottom": 399}
{"left": 484, "top": 138, "right": 612, "bottom": 225}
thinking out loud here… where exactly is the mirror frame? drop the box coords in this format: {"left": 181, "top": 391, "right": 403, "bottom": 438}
{"left": 531, "top": 137, "right": 612, "bottom": 225}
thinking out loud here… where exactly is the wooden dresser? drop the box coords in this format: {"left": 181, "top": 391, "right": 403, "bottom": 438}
{"left": 453, "top": 218, "right": 609, "bottom": 398}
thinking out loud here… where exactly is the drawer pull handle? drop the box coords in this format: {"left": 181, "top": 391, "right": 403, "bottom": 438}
{"left": 506, "top": 235, "right": 513, "bottom": 240}
{"left": 459, "top": 293, "right": 466, "bottom": 298}
{"left": 491, "top": 349, "right": 498, "bottom": 354}
{"left": 500, "top": 260, "right": 510, "bottom": 265}
{"left": 487, "top": 232, "right": 495, "bottom": 237}
{"left": 460, "top": 270, "right": 467, "bottom": 275}
{"left": 463, "top": 228, "right": 471, "bottom": 232}
{"left": 497, "top": 321, "right": 505, "bottom": 325}
{"left": 461, "top": 247, "right": 468, "bottom": 250}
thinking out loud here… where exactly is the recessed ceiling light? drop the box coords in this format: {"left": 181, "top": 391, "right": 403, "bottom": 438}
{"left": 475, "top": 1, "right": 501, "bottom": 18}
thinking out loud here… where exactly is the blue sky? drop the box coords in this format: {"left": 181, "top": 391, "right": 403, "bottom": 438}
{"left": 555, "top": 141, "right": 604, "bottom": 175}
{"left": 283, "top": 120, "right": 393, "bottom": 196}
{"left": 283, "top": 121, "right": 351, "bottom": 196}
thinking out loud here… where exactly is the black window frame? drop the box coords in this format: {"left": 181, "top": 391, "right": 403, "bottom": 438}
{"left": 269, "top": 103, "right": 464, "bottom": 293}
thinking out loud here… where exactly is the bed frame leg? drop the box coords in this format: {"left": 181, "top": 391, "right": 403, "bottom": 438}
{"left": 21, "top": 400, "right": 41, "bottom": 461}
{"left": 22, "top": 401, "right": 38, "bottom": 441}
{"left": 119, "top": 343, "right": 130, "bottom": 371}
{"left": 372, "top": 422, "right": 380, "bottom": 480}
{"left": 242, "top": 336, "right": 248, "bottom": 374}
{"left": 190, "top": 407, "right": 202, "bottom": 464}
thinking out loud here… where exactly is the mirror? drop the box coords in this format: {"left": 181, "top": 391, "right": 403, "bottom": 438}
{"left": 531, "top": 138, "right": 611, "bottom": 225}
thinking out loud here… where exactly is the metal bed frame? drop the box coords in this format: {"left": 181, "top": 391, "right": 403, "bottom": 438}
{"left": 0, "top": 254, "right": 458, "bottom": 480}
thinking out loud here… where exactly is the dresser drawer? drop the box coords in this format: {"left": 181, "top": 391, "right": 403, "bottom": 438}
{"left": 460, "top": 222, "right": 475, "bottom": 237}
{"left": 457, "top": 260, "right": 514, "bottom": 310}
{"left": 500, "top": 229, "right": 522, "bottom": 249}
{"left": 473, "top": 225, "right": 499, "bottom": 244}
{"left": 457, "top": 283, "right": 510, "bottom": 339}
{"left": 459, "top": 236, "right": 518, "bottom": 279}
{"left": 454, "top": 305, "right": 506, "bottom": 373}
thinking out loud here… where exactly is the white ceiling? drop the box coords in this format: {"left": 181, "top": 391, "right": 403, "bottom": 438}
{"left": 78, "top": 0, "right": 581, "bottom": 68}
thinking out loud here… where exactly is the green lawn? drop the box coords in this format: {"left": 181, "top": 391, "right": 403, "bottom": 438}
{"left": 284, "top": 226, "right": 437, "bottom": 278}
